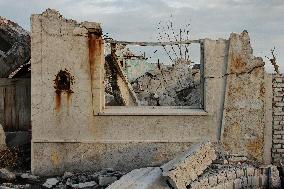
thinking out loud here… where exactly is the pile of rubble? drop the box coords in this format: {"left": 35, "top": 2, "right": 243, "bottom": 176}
{"left": 131, "top": 59, "right": 201, "bottom": 106}
{"left": 107, "top": 141, "right": 281, "bottom": 189}
{"left": 104, "top": 45, "right": 201, "bottom": 107}
{"left": 0, "top": 168, "right": 123, "bottom": 189}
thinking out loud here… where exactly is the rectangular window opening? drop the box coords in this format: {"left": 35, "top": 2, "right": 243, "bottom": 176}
{"left": 104, "top": 41, "right": 203, "bottom": 109}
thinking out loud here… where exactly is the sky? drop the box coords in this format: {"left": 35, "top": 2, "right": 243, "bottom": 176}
{"left": 0, "top": 0, "right": 283, "bottom": 72}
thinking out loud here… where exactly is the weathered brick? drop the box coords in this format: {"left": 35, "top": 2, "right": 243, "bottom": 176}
{"left": 272, "top": 153, "right": 280, "bottom": 158}
{"left": 275, "top": 102, "right": 284, "bottom": 107}
{"left": 273, "top": 125, "right": 283, "bottom": 130}
{"left": 273, "top": 107, "right": 284, "bottom": 113}
{"left": 274, "top": 92, "right": 284, "bottom": 98}
{"left": 274, "top": 77, "right": 283, "bottom": 83}
{"left": 279, "top": 121, "right": 284, "bottom": 124}
{"left": 273, "top": 83, "right": 284, "bottom": 88}
{"left": 274, "top": 121, "right": 280, "bottom": 125}
{"left": 273, "top": 144, "right": 281, "bottom": 149}
{"left": 274, "top": 130, "right": 284, "bottom": 135}
{"left": 273, "top": 111, "right": 284, "bottom": 116}
{"left": 276, "top": 149, "right": 284, "bottom": 153}
{"left": 273, "top": 97, "right": 283, "bottom": 102}
{"left": 273, "top": 135, "right": 282, "bottom": 139}
{"left": 273, "top": 139, "right": 284, "bottom": 143}
{"left": 274, "top": 88, "right": 284, "bottom": 93}
{"left": 274, "top": 116, "right": 284, "bottom": 121}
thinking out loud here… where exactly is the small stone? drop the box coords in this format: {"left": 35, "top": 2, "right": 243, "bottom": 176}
{"left": 79, "top": 181, "right": 97, "bottom": 188}
{"left": 20, "top": 173, "right": 39, "bottom": 182}
{"left": 43, "top": 178, "right": 59, "bottom": 188}
{"left": 0, "top": 169, "right": 16, "bottom": 181}
{"left": 99, "top": 175, "right": 117, "bottom": 186}
{"left": 62, "top": 171, "right": 73, "bottom": 180}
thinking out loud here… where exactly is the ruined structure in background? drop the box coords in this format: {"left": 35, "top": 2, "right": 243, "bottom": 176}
{"left": 31, "top": 9, "right": 274, "bottom": 182}
{"left": 104, "top": 41, "right": 201, "bottom": 107}
{"left": 0, "top": 17, "right": 30, "bottom": 78}
{"left": 0, "top": 16, "right": 31, "bottom": 148}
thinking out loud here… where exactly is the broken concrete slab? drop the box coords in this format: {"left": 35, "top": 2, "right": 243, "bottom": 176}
{"left": 221, "top": 30, "right": 266, "bottom": 162}
{"left": 161, "top": 141, "right": 217, "bottom": 189}
{"left": 107, "top": 167, "right": 170, "bottom": 189}
{"left": 42, "top": 178, "right": 59, "bottom": 188}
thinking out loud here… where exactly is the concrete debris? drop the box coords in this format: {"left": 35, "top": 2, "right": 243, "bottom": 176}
{"left": 0, "top": 16, "right": 30, "bottom": 78}
{"left": 0, "top": 169, "right": 123, "bottom": 188}
{"left": 20, "top": 173, "right": 40, "bottom": 182}
{"left": 42, "top": 178, "right": 59, "bottom": 188}
{"left": 106, "top": 141, "right": 281, "bottom": 189}
{"left": 161, "top": 141, "right": 217, "bottom": 189}
{"left": 0, "top": 183, "right": 31, "bottom": 189}
{"left": 132, "top": 59, "right": 201, "bottom": 106}
{"left": 0, "top": 124, "right": 6, "bottom": 150}
{"left": 71, "top": 181, "right": 97, "bottom": 188}
{"left": 107, "top": 167, "right": 170, "bottom": 189}
{"left": 0, "top": 168, "right": 16, "bottom": 181}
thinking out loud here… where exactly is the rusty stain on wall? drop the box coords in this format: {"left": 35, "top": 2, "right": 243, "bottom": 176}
{"left": 51, "top": 150, "right": 61, "bottom": 167}
{"left": 54, "top": 69, "right": 74, "bottom": 112}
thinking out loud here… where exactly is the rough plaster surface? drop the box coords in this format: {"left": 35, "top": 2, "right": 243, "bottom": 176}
{"left": 31, "top": 10, "right": 267, "bottom": 175}
{"left": 32, "top": 142, "right": 193, "bottom": 176}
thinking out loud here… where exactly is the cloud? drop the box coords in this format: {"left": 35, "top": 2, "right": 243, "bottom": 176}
{"left": 0, "top": 0, "right": 283, "bottom": 72}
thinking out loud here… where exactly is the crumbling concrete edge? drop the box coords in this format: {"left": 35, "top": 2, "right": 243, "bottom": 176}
{"left": 264, "top": 73, "right": 272, "bottom": 164}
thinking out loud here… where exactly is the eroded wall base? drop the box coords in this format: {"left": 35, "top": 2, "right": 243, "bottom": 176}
{"left": 32, "top": 142, "right": 193, "bottom": 176}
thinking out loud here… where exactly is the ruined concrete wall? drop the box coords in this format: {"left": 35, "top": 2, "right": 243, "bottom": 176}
{"left": 31, "top": 10, "right": 268, "bottom": 176}
{"left": 272, "top": 74, "right": 284, "bottom": 165}
{"left": 221, "top": 31, "right": 266, "bottom": 162}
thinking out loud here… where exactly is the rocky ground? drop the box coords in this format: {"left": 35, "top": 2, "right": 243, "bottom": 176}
{"left": 0, "top": 143, "right": 125, "bottom": 189}
{"left": 0, "top": 167, "right": 123, "bottom": 189}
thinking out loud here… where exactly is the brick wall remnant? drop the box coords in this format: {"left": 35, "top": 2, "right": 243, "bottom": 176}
{"left": 272, "top": 74, "right": 284, "bottom": 165}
